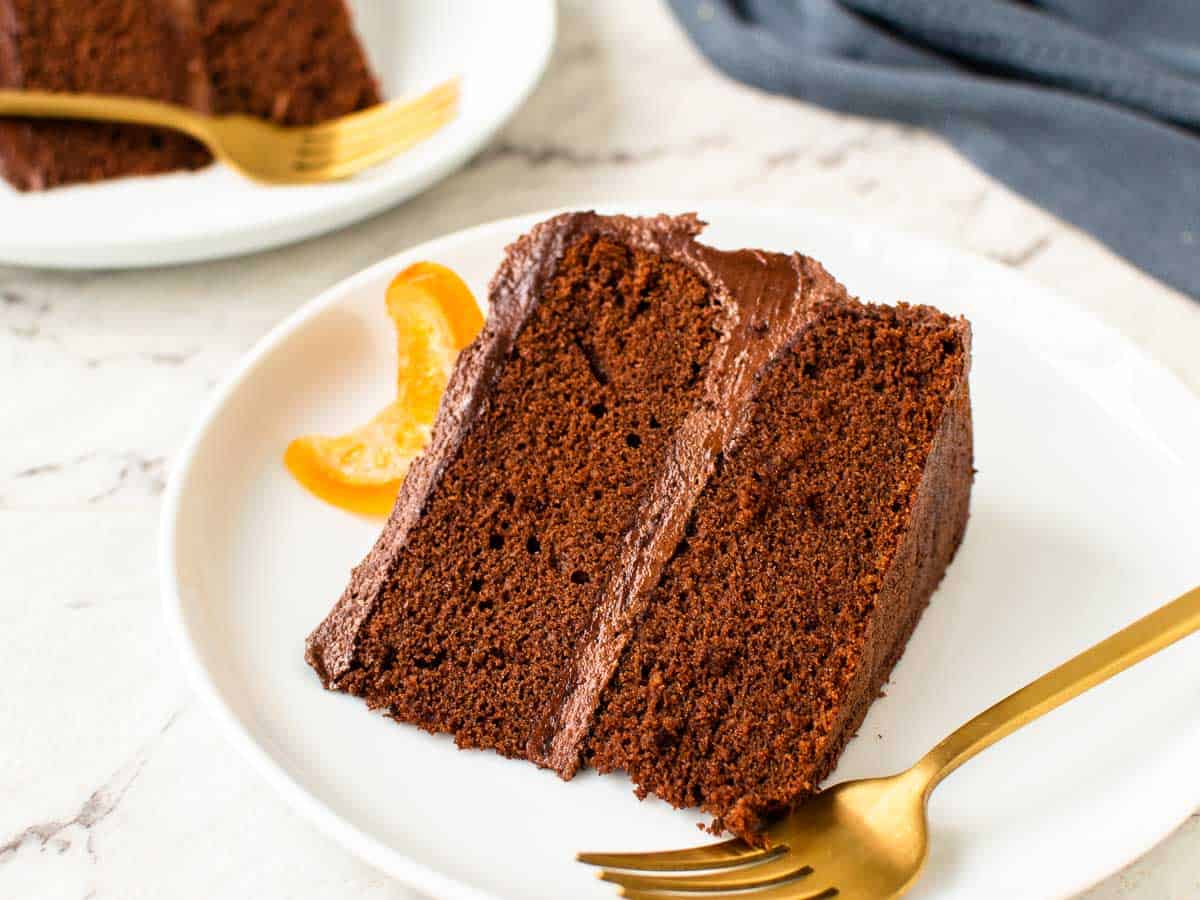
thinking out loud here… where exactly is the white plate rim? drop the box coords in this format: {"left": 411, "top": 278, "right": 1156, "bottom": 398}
{"left": 159, "top": 204, "right": 1200, "bottom": 900}
{"left": 0, "top": 1, "right": 556, "bottom": 271}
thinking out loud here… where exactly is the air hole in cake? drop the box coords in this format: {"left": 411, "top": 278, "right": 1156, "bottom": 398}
{"left": 525, "top": 536, "right": 541, "bottom": 554}
{"left": 626, "top": 433, "right": 642, "bottom": 449}
{"left": 589, "top": 402, "right": 607, "bottom": 418}
{"left": 469, "top": 578, "right": 484, "bottom": 593}
{"left": 488, "top": 534, "right": 504, "bottom": 550}
{"left": 413, "top": 650, "right": 444, "bottom": 670}
{"left": 649, "top": 415, "right": 661, "bottom": 429}
{"left": 570, "top": 570, "right": 591, "bottom": 585}
{"left": 502, "top": 491, "right": 515, "bottom": 505}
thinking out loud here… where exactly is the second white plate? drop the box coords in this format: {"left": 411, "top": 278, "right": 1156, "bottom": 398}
{"left": 0, "top": 0, "right": 554, "bottom": 269}
{"left": 162, "top": 207, "right": 1200, "bottom": 900}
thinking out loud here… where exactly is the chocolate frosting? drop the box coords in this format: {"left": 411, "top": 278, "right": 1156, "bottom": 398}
{"left": 305, "top": 212, "right": 852, "bottom": 776}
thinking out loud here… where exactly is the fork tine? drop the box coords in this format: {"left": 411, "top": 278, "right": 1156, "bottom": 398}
{"left": 299, "top": 80, "right": 459, "bottom": 142}
{"left": 577, "top": 839, "right": 783, "bottom": 873}
{"left": 618, "top": 884, "right": 836, "bottom": 900}
{"left": 291, "top": 115, "right": 452, "bottom": 179}
{"left": 296, "top": 101, "right": 456, "bottom": 161}
{"left": 600, "top": 855, "right": 810, "bottom": 893}
{"left": 300, "top": 93, "right": 457, "bottom": 152}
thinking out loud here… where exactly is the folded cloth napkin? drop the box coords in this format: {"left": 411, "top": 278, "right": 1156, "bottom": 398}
{"left": 668, "top": 0, "right": 1200, "bottom": 299}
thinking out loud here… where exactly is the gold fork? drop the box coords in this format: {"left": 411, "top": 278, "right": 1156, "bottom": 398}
{"left": 581, "top": 583, "right": 1200, "bottom": 899}
{"left": 0, "top": 79, "right": 459, "bottom": 184}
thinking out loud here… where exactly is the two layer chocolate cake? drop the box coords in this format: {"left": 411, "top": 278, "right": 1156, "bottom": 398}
{"left": 0, "top": 0, "right": 379, "bottom": 190}
{"left": 307, "top": 212, "right": 973, "bottom": 839}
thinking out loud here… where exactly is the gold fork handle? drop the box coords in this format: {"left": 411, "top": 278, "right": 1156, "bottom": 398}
{"left": 0, "top": 90, "right": 211, "bottom": 143}
{"left": 914, "top": 584, "right": 1200, "bottom": 792}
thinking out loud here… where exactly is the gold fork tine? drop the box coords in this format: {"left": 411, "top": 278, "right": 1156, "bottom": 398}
{"left": 600, "top": 858, "right": 811, "bottom": 893}
{"left": 296, "top": 100, "right": 456, "bottom": 162}
{"left": 618, "top": 883, "right": 836, "bottom": 900}
{"left": 313, "top": 79, "right": 457, "bottom": 131}
{"left": 291, "top": 116, "right": 453, "bottom": 180}
{"left": 577, "top": 839, "right": 782, "bottom": 873}
{"left": 299, "top": 79, "right": 459, "bottom": 142}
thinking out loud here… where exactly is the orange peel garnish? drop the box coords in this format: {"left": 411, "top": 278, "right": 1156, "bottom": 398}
{"left": 285, "top": 262, "right": 483, "bottom": 516}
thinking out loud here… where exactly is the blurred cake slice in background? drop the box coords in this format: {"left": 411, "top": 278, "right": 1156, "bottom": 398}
{"left": 0, "top": 0, "right": 380, "bottom": 191}
{"left": 0, "top": 0, "right": 212, "bottom": 190}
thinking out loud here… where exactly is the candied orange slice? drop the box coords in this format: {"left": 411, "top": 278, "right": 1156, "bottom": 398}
{"left": 285, "top": 262, "right": 483, "bottom": 516}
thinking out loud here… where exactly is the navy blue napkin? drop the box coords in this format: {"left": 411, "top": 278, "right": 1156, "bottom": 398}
{"left": 668, "top": 0, "right": 1200, "bottom": 299}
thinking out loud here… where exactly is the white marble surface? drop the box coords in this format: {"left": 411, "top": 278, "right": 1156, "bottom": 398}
{"left": 2, "top": 2, "right": 1199, "bottom": 898}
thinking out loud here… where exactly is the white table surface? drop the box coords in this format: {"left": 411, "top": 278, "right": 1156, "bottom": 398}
{"left": 2, "top": 2, "right": 1197, "bottom": 898}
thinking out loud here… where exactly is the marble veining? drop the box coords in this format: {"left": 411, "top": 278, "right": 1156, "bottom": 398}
{"left": 0, "top": 711, "right": 178, "bottom": 865}
{"left": 1, "top": 1, "right": 1198, "bottom": 898}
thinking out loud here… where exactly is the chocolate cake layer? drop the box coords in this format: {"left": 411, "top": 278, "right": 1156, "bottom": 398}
{"left": 308, "top": 214, "right": 729, "bottom": 759}
{"left": 306, "top": 212, "right": 974, "bottom": 840}
{"left": 586, "top": 300, "right": 972, "bottom": 836}
{"left": 0, "top": 0, "right": 211, "bottom": 191}
{"left": 196, "top": 0, "right": 380, "bottom": 124}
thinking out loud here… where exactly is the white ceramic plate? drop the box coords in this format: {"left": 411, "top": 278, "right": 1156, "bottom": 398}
{"left": 0, "top": 0, "right": 554, "bottom": 270}
{"left": 161, "top": 207, "right": 1200, "bottom": 900}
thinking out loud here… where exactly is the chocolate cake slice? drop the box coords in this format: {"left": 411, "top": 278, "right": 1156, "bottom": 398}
{"left": 0, "top": 0, "right": 380, "bottom": 191}
{"left": 307, "top": 212, "right": 973, "bottom": 839}
{"left": 194, "top": 0, "right": 381, "bottom": 125}
{"left": 0, "top": 0, "right": 212, "bottom": 191}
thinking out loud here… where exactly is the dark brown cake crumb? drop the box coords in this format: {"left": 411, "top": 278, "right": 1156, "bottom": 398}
{"left": 306, "top": 212, "right": 974, "bottom": 842}
{"left": 196, "top": 0, "right": 380, "bottom": 125}
{"left": 586, "top": 301, "right": 972, "bottom": 836}
{"left": 0, "top": 0, "right": 212, "bottom": 191}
